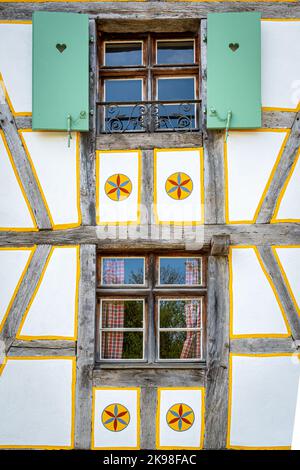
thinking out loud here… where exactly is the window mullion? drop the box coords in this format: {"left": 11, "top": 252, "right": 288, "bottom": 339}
{"left": 147, "top": 253, "right": 156, "bottom": 363}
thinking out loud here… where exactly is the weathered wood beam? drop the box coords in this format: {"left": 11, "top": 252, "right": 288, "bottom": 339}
{"left": 256, "top": 111, "right": 300, "bottom": 223}
{"left": 93, "top": 368, "right": 206, "bottom": 387}
{"left": 258, "top": 245, "right": 300, "bottom": 339}
{"left": 230, "top": 337, "right": 297, "bottom": 354}
{"left": 1, "top": 3, "right": 300, "bottom": 20}
{"left": 0, "top": 245, "right": 52, "bottom": 352}
{"left": 80, "top": 19, "right": 97, "bottom": 226}
{"left": 8, "top": 347, "right": 76, "bottom": 357}
{"left": 16, "top": 111, "right": 296, "bottom": 134}
{"left": 74, "top": 244, "right": 96, "bottom": 450}
{"left": 96, "top": 132, "right": 202, "bottom": 150}
{"left": 0, "top": 223, "right": 299, "bottom": 247}
{"left": 11, "top": 339, "right": 76, "bottom": 349}
{"left": 262, "top": 111, "right": 296, "bottom": 129}
{"left": 0, "top": 103, "right": 52, "bottom": 229}
{"left": 204, "top": 255, "right": 230, "bottom": 449}
{"left": 211, "top": 234, "right": 230, "bottom": 256}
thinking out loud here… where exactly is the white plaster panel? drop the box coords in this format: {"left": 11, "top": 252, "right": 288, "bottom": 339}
{"left": 157, "top": 388, "right": 204, "bottom": 449}
{"left": 262, "top": 20, "right": 300, "bottom": 110}
{"left": 292, "top": 374, "right": 300, "bottom": 450}
{"left": 231, "top": 248, "right": 288, "bottom": 336}
{"left": 18, "top": 246, "right": 78, "bottom": 339}
{"left": 0, "top": 358, "right": 74, "bottom": 447}
{"left": 274, "top": 247, "right": 300, "bottom": 313}
{"left": 97, "top": 151, "right": 140, "bottom": 224}
{"left": 229, "top": 355, "right": 300, "bottom": 448}
{"left": 0, "top": 132, "right": 35, "bottom": 229}
{"left": 0, "top": 249, "right": 32, "bottom": 330}
{"left": 0, "top": 23, "right": 32, "bottom": 114}
{"left": 155, "top": 149, "right": 203, "bottom": 223}
{"left": 92, "top": 388, "right": 139, "bottom": 449}
{"left": 275, "top": 154, "right": 300, "bottom": 221}
{"left": 20, "top": 131, "right": 79, "bottom": 228}
{"left": 226, "top": 131, "right": 287, "bottom": 222}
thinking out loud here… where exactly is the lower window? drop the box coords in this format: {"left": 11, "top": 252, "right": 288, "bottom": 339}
{"left": 96, "top": 254, "right": 206, "bottom": 364}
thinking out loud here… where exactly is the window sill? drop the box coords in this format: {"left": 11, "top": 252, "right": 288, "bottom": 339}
{"left": 94, "top": 362, "right": 207, "bottom": 370}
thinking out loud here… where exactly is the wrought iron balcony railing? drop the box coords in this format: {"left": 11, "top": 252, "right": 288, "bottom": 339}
{"left": 96, "top": 100, "right": 201, "bottom": 134}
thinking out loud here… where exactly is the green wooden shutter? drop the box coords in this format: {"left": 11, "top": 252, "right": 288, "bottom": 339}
{"left": 32, "top": 11, "right": 89, "bottom": 131}
{"left": 207, "top": 12, "right": 261, "bottom": 129}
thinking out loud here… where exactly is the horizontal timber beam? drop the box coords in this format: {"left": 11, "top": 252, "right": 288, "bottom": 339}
{"left": 15, "top": 112, "right": 296, "bottom": 136}
{"left": 0, "top": 223, "right": 299, "bottom": 248}
{"left": 230, "top": 337, "right": 298, "bottom": 354}
{"left": 1, "top": 3, "right": 300, "bottom": 20}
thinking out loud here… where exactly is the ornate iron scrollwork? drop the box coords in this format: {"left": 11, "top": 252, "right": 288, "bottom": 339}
{"left": 99, "top": 101, "right": 200, "bottom": 133}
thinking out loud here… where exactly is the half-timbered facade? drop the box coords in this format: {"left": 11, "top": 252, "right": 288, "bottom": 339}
{"left": 0, "top": 1, "right": 300, "bottom": 451}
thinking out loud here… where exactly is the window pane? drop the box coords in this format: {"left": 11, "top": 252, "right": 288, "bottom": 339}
{"left": 105, "top": 42, "right": 142, "bottom": 67}
{"left": 159, "top": 257, "right": 202, "bottom": 285}
{"left": 157, "top": 78, "right": 195, "bottom": 101}
{"left": 102, "top": 258, "right": 144, "bottom": 285}
{"left": 159, "top": 299, "right": 202, "bottom": 329}
{"left": 105, "top": 79, "right": 143, "bottom": 132}
{"left": 157, "top": 40, "right": 194, "bottom": 65}
{"left": 101, "top": 331, "right": 143, "bottom": 359}
{"left": 105, "top": 79, "right": 142, "bottom": 102}
{"left": 159, "top": 331, "right": 201, "bottom": 359}
{"left": 101, "top": 300, "right": 143, "bottom": 328}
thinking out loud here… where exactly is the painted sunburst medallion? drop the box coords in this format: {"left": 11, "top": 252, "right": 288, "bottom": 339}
{"left": 165, "top": 172, "right": 193, "bottom": 200}
{"left": 105, "top": 173, "right": 132, "bottom": 201}
{"left": 101, "top": 403, "right": 130, "bottom": 432}
{"left": 166, "top": 403, "right": 195, "bottom": 432}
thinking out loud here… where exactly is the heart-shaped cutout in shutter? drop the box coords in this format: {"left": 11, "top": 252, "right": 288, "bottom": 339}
{"left": 56, "top": 43, "right": 67, "bottom": 53}
{"left": 229, "top": 43, "right": 239, "bottom": 52}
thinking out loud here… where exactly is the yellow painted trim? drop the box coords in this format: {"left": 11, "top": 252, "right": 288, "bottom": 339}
{"left": 156, "top": 386, "right": 205, "bottom": 450}
{"left": 16, "top": 245, "right": 80, "bottom": 341}
{"left": 91, "top": 386, "right": 141, "bottom": 450}
{"left": 0, "top": 356, "right": 76, "bottom": 450}
{"left": 0, "top": 0, "right": 145, "bottom": 2}
{"left": 272, "top": 245, "right": 300, "bottom": 317}
{"left": 0, "top": 130, "right": 38, "bottom": 231}
{"left": 19, "top": 129, "right": 82, "bottom": 230}
{"left": 271, "top": 146, "right": 300, "bottom": 224}
{"left": 96, "top": 149, "right": 142, "bottom": 226}
{"left": 153, "top": 147, "right": 204, "bottom": 225}
{"left": 0, "top": 246, "right": 36, "bottom": 334}
{"left": 224, "top": 129, "right": 290, "bottom": 225}
{"left": 229, "top": 245, "right": 291, "bottom": 339}
{"left": 227, "top": 352, "right": 300, "bottom": 450}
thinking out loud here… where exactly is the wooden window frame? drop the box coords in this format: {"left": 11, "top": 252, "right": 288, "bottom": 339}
{"left": 97, "top": 31, "right": 200, "bottom": 114}
{"left": 96, "top": 252, "right": 207, "bottom": 367}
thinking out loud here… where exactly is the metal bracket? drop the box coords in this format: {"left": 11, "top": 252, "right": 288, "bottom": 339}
{"left": 209, "top": 108, "right": 232, "bottom": 142}
{"left": 67, "top": 114, "right": 72, "bottom": 148}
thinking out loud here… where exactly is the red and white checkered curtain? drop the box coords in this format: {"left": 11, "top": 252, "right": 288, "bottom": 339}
{"left": 102, "top": 259, "right": 125, "bottom": 359}
{"left": 180, "top": 259, "right": 201, "bottom": 359}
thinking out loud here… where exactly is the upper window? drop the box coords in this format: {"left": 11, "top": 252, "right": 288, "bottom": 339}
{"left": 98, "top": 33, "right": 200, "bottom": 133}
{"left": 96, "top": 254, "right": 206, "bottom": 364}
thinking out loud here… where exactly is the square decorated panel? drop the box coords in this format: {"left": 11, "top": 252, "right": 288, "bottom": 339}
{"left": 154, "top": 148, "right": 204, "bottom": 224}
{"left": 92, "top": 387, "right": 140, "bottom": 449}
{"left": 96, "top": 150, "right": 141, "bottom": 225}
{"left": 156, "top": 387, "right": 205, "bottom": 449}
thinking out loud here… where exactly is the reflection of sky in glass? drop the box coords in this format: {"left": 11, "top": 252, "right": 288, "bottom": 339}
{"left": 157, "top": 78, "right": 194, "bottom": 101}
{"left": 105, "top": 43, "right": 142, "bottom": 67}
{"left": 103, "top": 258, "right": 144, "bottom": 284}
{"left": 160, "top": 258, "right": 200, "bottom": 285}
{"left": 157, "top": 41, "right": 194, "bottom": 65}
{"left": 105, "top": 79, "right": 142, "bottom": 102}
